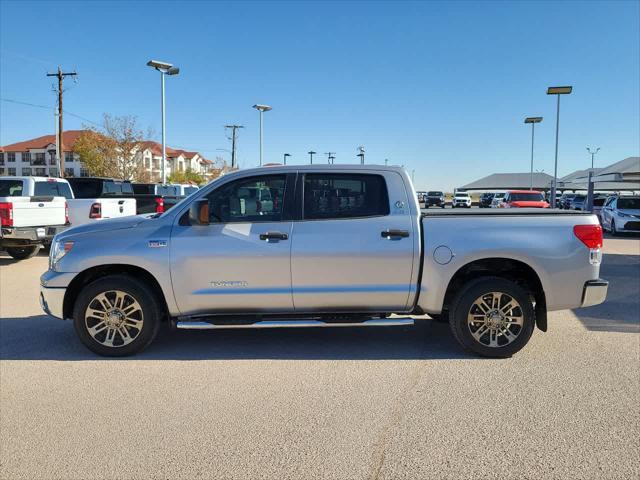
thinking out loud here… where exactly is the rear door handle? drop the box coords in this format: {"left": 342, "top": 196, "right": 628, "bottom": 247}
{"left": 381, "top": 229, "right": 410, "bottom": 239}
{"left": 259, "top": 231, "right": 289, "bottom": 241}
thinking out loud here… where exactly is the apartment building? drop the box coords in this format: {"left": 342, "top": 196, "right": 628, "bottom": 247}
{"left": 1, "top": 131, "right": 214, "bottom": 181}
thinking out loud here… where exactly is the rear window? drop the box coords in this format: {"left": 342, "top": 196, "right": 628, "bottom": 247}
{"left": 132, "top": 183, "right": 155, "bottom": 194}
{"left": 104, "top": 181, "right": 133, "bottom": 195}
{"left": 618, "top": 198, "right": 640, "bottom": 209}
{"left": 0, "top": 179, "right": 24, "bottom": 196}
{"left": 303, "top": 173, "right": 389, "bottom": 220}
{"left": 34, "top": 181, "right": 73, "bottom": 199}
{"left": 67, "top": 179, "right": 100, "bottom": 198}
{"left": 156, "top": 185, "right": 180, "bottom": 196}
{"left": 509, "top": 192, "right": 544, "bottom": 202}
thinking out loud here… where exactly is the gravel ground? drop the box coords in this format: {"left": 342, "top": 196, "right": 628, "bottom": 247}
{"left": 1, "top": 236, "right": 638, "bottom": 480}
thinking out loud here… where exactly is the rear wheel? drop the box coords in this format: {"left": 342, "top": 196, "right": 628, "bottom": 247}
{"left": 6, "top": 245, "right": 41, "bottom": 260}
{"left": 73, "top": 275, "right": 161, "bottom": 357}
{"left": 449, "top": 277, "right": 535, "bottom": 358}
{"left": 611, "top": 220, "right": 618, "bottom": 236}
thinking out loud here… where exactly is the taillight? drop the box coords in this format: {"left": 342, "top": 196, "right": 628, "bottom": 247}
{"left": 155, "top": 197, "right": 164, "bottom": 213}
{"left": 89, "top": 202, "right": 102, "bottom": 219}
{"left": 64, "top": 201, "right": 69, "bottom": 224}
{"left": 0, "top": 202, "right": 13, "bottom": 227}
{"left": 573, "top": 224, "right": 603, "bottom": 249}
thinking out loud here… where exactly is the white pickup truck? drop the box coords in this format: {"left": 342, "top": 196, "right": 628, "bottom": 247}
{"left": 0, "top": 177, "right": 68, "bottom": 259}
{"left": 40, "top": 165, "right": 608, "bottom": 358}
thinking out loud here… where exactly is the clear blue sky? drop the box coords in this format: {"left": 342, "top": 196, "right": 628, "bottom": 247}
{"left": 1, "top": 0, "right": 638, "bottom": 190}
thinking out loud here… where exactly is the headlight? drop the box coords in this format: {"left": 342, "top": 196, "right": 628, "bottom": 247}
{"left": 50, "top": 240, "right": 74, "bottom": 270}
{"left": 617, "top": 211, "right": 630, "bottom": 218}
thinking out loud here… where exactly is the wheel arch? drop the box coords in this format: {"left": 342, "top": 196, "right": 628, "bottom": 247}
{"left": 442, "top": 257, "right": 547, "bottom": 331}
{"left": 63, "top": 264, "right": 169, "bottom": 321}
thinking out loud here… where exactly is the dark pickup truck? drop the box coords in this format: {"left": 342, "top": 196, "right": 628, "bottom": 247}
{"left": 67, "top": 177, "right": 179, "bottom": 215}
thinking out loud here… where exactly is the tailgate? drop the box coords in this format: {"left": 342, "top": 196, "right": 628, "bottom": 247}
{"left": 99, "top": 198, "right": 137, "bottom": 218}
{"left": 10, "top": 197, "right": 66, "bottom": 227}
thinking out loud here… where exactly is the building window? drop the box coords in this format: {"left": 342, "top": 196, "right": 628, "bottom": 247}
{"left": 34, "top": 168, "right": 46, "bottom": 176}
{"left": 8, "top": 152, "right": 16, "bottom": 162}
{"left": 80, "top": 168, "right": 89, "bottom": 177}
{"left": 0, "top": 153, "right": 4, "bottom": 165}
{"left": 49, "top": 168, "right": 59, "bottom": 177}
{"left": 22, "top": 167, "right": 32, "bottom": 176}
{"left": 34, "top": 152, "right": 46, "bottom": 165}
{"left": 22, "top": 152, "right": 31, "bottom": 163}
{"left": 49, "top": 152, "right": 57, "bottom": 165}
{"left": 65, "top": 168, "right": 74, "bottom": 177}
{"left": 65, "top": 152, "right": 74, "bottom": 163}
{"left": 8, "top": 168, "right": 16, "bottom": 176}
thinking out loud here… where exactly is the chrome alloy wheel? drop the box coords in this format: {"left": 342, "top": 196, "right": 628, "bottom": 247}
{"left": 84, "top": 290, "right": 144, "bottom": 348}
{"left": 467, "top": 291, "right": 524, "bottom": 348}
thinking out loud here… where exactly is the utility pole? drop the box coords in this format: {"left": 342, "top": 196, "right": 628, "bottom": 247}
{"left": 225, "top": 125, "right": 244, "bottom": 169}
{"left": 308, "top": 150, "right": 316, "bottom": 164}
{"left": 325, "top": 152, "right": 336, "bottom": 164}
{"left": 47, "top": 66, "right": 77, "bottom": 177}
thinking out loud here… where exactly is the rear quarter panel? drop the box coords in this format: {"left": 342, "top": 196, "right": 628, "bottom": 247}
{"left": 418, "top": 213, "right": 601, "bottom": 313}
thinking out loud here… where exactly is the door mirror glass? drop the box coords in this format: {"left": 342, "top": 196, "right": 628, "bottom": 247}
{"left": 189, "top": 199, "right": 210, "bottom": 226}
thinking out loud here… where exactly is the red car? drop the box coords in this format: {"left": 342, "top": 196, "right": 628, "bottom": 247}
{"left": 500, "top": 190, "right": 550, "bottom": 208}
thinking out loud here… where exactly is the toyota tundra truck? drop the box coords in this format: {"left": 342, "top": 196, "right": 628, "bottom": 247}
{"left": 40, "top": 165, "right": 608, "bottom": 358}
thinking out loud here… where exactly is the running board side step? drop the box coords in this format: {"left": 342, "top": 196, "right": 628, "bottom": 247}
{"left": 175, "top": 318, "right": 415, "bottom": 330}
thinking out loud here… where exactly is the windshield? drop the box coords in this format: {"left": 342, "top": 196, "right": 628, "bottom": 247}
{"left": 104, "top": 181, "right": 133, "bottom": 194}
{"left": 428, "top": 191, "right": 443, "bottom": 196}
{"left": 618, "top": 197, "right": 640, "bottom": 209}
{"left": 0, "top": 179, "right": 24, "bottom": 196}
{"left": 456, "top": 193, "right": 469, "bottom": 198}
{"left": 509, "top": 192, "right": 544, "bottom": 202}
{"left": 494, "top": 193, "right": 505, "bottom": 199}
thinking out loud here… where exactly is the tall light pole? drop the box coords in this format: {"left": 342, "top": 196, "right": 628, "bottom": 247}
{"left": 357, "top": 146, "right": 365, "bottom": 164}
{"left": 587, "top": 147, "right": 600, "bottom": 169}
{"left": 253, "top": 104, "right": 272, "bottom": 166}
{"left": 308, "top": 151, "right": 316, "bottom": 164}
{"left": 384, "top": 158, "right": 389, "bottom": 166}
{"left": 325, "top": 152, "right": 336, "bottom": 164}
{"left": 283, "top": 153, "right": 290, "bottom": 165}
{"left": 524, "top": 117, "right": 543, "bottom": 190}
{"left": 547, "top": 86, "right": 572, "bottom": 208}
{"left": 147, "top": 60, "right": 180, "bottom": 184}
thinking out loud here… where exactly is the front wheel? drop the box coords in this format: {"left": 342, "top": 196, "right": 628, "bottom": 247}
{"left": 6, "top": 245, "right": 41, "bottom": 260}
{"left": 611, "top": 220, "right": 618, "bottom": 236}
{"left": 73, "top": 275, "right": 161, "bottom": 356}
{"left": 449, "top": 277, "right": 535, "bottom": 358}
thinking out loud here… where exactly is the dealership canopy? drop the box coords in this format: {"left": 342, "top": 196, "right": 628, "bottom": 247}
{"left": 459, "top": 172, "right": 555, "bottom": 191}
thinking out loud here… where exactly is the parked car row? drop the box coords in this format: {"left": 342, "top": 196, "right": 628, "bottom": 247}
{"left": 0, "top": 175, "right": 200, "bottom": 260}
{"left": 599, "top": 195, "right": 640, "bottom": 235}
{"left": 479, "top": 191, "right": 550, "bottom": 209}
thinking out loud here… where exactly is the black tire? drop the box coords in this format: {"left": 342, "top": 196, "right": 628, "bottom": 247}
{"left": 6, "top": 245, "right": 41, "bottom": 260}
{"left": 429, "top": 312, "right": 449, "bottom": 323}
{"left": 611, "top": 220, "right": 618, "bottom": 236}
{"left": 441, "top": 205, "right": 445, "bottom": 209}
{"left": 449, "top": 277, "right": 535, "bottom": 358}
{"left": 73, "top": 274, "right": 161, "bottom": 357}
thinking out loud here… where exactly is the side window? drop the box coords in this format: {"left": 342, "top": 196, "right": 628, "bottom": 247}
{"left": 206, "top": 175, "right": 286, "bottom": 223}
{"left": 303, "top": 173, "right": 389, "bottom": 220}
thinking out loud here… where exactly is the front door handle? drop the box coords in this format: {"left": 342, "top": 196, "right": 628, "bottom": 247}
{"left": 381, "top": 229, "right": 410, "bottom": 239}
{"left": 259, "top": 231, "right": 289, "bottom": 241}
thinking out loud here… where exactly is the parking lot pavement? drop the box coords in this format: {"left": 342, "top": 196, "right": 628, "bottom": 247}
{"left": 1, "top": 239, "right": 639, "bottom": 480}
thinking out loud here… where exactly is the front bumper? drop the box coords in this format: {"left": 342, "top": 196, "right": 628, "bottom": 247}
{"left": 40, "top": 286, "right": 66, "bottom": 319}
{"left": 1, "top": 224, "right": 69, "bottom": 246}
{"left": 581, "top": 279, "right": 609, "bottom": 308}
{"left": 620, "top": 219, "right": 640, "bottom": 232}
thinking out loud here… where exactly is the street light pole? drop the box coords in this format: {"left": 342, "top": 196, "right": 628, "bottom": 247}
{"left": 524, "top": 117, "right": 543, "bottom": 190}
{"left": 283, "top": 153, "right": 290, "bottom": 165}
{"left": 587, "top": 147, "right": 600, "bottom": 169}
{"left": 547, "top": 86, "right": 572, "bottom": 208}
{"left": 147, "top": 60, "right": 180, "bottom": 184}
{"left": 253, "top": 104, "right": 272, "bottom": 166}
{"left": 308, "top": 151, "right": 316, "bottom": 164}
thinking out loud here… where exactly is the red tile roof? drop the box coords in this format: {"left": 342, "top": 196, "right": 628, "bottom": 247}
{"left": 1, "top": 130, "right": 86, "bottom": 152}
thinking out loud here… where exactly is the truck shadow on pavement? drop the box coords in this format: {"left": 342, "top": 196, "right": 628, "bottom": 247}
{"left": 572, "top": 252, "right": 640, "bottom": 333}
{"left": 0, "top": 317, "right": 478, "bottom": 361}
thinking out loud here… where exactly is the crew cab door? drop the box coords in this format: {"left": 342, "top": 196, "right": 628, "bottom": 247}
{"left": 290, "top": 171, "right": 416, "bottom": 312}
{"left": 170, "top": 173, "right": 295, "bottom": 315}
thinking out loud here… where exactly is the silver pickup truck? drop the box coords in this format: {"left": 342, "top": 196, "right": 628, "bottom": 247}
{"left": 40, "top": 165, "right": 608, "bottom": 358}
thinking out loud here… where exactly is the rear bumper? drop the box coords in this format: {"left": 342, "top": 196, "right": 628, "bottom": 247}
{"left": 1, "top": 224, "right": 69, "bottom": 246}
{"left": 581, "top": 279, "right": 609, "bottom": 307}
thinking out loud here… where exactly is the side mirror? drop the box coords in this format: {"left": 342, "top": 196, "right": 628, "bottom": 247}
{"left": 189, "top": 199, "right": 210, "bottom": 226}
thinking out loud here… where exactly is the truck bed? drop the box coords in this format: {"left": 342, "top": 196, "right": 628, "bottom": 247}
{"left": 421, "top": 208, "right": 589, "bottom": 217}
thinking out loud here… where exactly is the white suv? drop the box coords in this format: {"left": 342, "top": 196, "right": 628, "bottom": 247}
{"left": 453, "top": 192, "right": 472, "bottom": 208}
